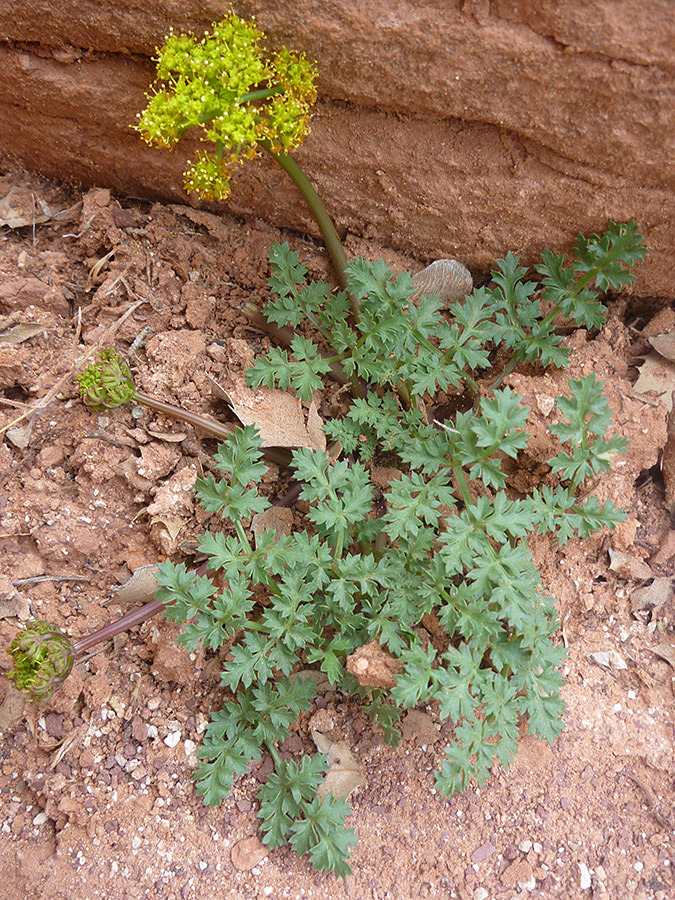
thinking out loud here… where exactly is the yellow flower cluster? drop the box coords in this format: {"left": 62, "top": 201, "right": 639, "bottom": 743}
{"left": 136, "top": 12, "right": 318, "bottom": 200}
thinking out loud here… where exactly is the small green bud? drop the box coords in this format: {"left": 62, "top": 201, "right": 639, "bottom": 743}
{"left": 8, "top": 620, "right": 75, "bottom": 702}
{"left": 77, "top": 348, "right": 137, "bottom": 409}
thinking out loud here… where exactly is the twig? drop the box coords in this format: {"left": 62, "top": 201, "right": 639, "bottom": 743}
{"left": 11, "top": 575, "right": 89, "bottom": 587}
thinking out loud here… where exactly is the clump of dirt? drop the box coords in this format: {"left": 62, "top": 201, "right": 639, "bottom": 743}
{"left": 0, "top": 167, "right": 673, "bottom": 900}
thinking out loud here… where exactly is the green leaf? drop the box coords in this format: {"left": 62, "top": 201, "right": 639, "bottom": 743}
{"left": 258, "top": 754, "right": 326, "bottom": 849}
{"left": 288, "top": 795, "right": 357, "bottom": 877}
{"left": 211, "top": 425, "right": 268, "bottom": 486}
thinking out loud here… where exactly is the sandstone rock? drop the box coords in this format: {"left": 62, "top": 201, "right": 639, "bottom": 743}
{"left": 0, "top": 1, "right": 672, "bottom": 294}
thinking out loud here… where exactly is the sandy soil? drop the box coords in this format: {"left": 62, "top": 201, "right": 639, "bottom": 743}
{"left": 0, "top": 167, "right": 673, "bottom": 900}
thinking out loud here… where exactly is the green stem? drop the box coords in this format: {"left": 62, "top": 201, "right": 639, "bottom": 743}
{"left": 259, "top": 140, "right": 357, "bottom": 315}
{"left": 240, "top": 86, "right": 285, "bottom": 103}
{"left": 488, "top": 355, "right": 520, "bottom": 392}
{"left": 451, "top": 464, "right": 475, "bottom": 510}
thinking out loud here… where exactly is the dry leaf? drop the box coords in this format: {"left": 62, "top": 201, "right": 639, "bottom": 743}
{"left": 347, "top": 640, "right": 403, "bottom": 689}
{"left": 589, "top": 650, "right": 628, "bottom": 672}
{"left": 630, "top": 577, "right": 673, "bottom": 611}
{"left": 0, "top": 322, "right": 47, "bottom": 345}
{"left": 648, "top": 333, "right": 675, "bottom": 364}
{"left": 652, "top": 641, "right": 675, "bottom": 668}
{"left": 146, "top": 428, "right": 188, "bottom": 442}
{"left": 633, "top": 352, "right": 675, "bottom": 413}
{"left": 225, "top": 381, "right": 325, "bottom": 450}
{"left": 0, "top": 682, "right": 26, "bottom": 731}
{"left": 662, "top": 402, "right": 675, "bottom": 514}
{"left": 113, "top": 564, "right": 160, "bottom": 605}
{"left": 608, "top": 548, "right": 654, "bottom": 581}
{"left": 312, "top": 733, "right": 366, "bottom": 801}
{"left": 5, "top": 425, "right": 32, "bottom": 449}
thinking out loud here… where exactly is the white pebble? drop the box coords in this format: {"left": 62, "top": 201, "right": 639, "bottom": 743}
{"left": 164, "top": 731, "right": 181, "bottom": 748}
{"left": 32, "top": 812, "right": 49, "bottom": 826}
{"left": 578, "top": 862, "right": 592, "bottom": 890}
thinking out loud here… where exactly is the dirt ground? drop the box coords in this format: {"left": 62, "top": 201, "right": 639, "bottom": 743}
{"left": 0, "top": 165, "right": 673, "bottom": 900}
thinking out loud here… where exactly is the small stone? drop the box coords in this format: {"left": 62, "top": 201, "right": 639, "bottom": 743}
{"left": 518, "top": 840, "right": 533, "bottom": 853}
{"left": 44, "top": 713, "right": 64, "bottom": 738}
{"left": 164, "top": 731, "right": 181, "bottom": 748}
{"left": 471, "top": 840, "right": 496, "bottom": 864}
{"left": 578, "top": 862, "right": 592, "bottom": 890}
{"left": 501, "top": 858, "right": 533, "bottom": 889}
{"left": 231, "top": 835, "right": 268, "bottom": 871}
{"left": 131, "top": 717, "right": 149, "bottom": 742}
{"left": 32, "top": 811, "right": 49, "bottom": 826}
{"left": 474, "top": 889, "right": 489, "bottom": 900}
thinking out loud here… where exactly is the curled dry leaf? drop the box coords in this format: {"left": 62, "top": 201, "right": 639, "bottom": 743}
{"left": 648, "top": 333, "right": 675, "bottom": 364}
{"left": 0, "top": 187, "right": 53, "bottom": 229}
{"left": 347, "top": 639, "right": 403, "bottom": 689}
{"left": 311, "top": 732, "right": 366, "bottom": 801}
{"left": 661, "top": 400, "right": 675, "bottom": 514}
{"left": 113, "top": 564, "right": 160, "bottom": 606}
{"left": 216, "top": 337, "right": 326, "bottom": 450}
{"left": 652, "top": 641, "right": 675, "bottom": 668}
{"left": 630, "top": 577, "right": 674, "bottom": 612}
{"left": 225, "top": 380, "right": 326, "bottom": 450}
{"left": 633, "top": 353, "right": 675, "bottom": 414}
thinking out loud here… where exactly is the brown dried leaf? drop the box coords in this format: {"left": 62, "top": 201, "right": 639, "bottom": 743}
{"left": 630, "top": 577, "right": 674, "bottom": 611}
{"left": 225, "top": 381, "right": 325, "bottom": 450}
{"left": 652, "top": 641, "right": 675, "bottom": 668}
{"left": 113, "top": 564, "right": 160, "bottom": 605}
{"left": 347, "top": 640, "right": 404, "bottom": 689}
{"left": 648, "top": 332, "right": 675, "bottom": 364}
{"left": 0, "top": 187, "right": 52, "bottom": 229}
{"left": 588, "top": 649, "right": 628, "bottom": 672}
{"left": 633, "top": 352, "right": 675, "bottom": 413}
{"left": 0, "top": 322, "right": 47, "bottom": 345}
{"left": 311, "top": 733, "right": 366, "bottom": 801}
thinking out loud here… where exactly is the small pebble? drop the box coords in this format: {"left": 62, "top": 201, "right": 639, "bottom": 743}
{"left": 164, "top": 731, "right": 181, "bottom": 748}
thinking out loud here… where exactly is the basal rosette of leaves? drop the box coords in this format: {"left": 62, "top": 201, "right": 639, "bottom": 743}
{"left": 136, "top": 12, "right": 318, "bottom": 199}
{"left": 155, "top": 222, "right": 646, "bottom": 876}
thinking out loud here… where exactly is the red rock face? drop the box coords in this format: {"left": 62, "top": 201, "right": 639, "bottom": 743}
{"left": 0, "top": 0, "right": 672, "bottom": 293}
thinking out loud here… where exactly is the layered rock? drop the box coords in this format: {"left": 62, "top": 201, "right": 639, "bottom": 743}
{"left": 0, "top": 0, "right": 672, "bottom": 292}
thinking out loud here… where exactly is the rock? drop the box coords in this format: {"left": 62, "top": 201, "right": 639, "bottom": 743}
{"left": 471, "top": 839, "right": 496, "bottom": 864}
{"left": 0, "top": 2, "right": 671, "bottom": 295}
{"left": 230, "top": 835, "right": 268, "bottom": 871}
